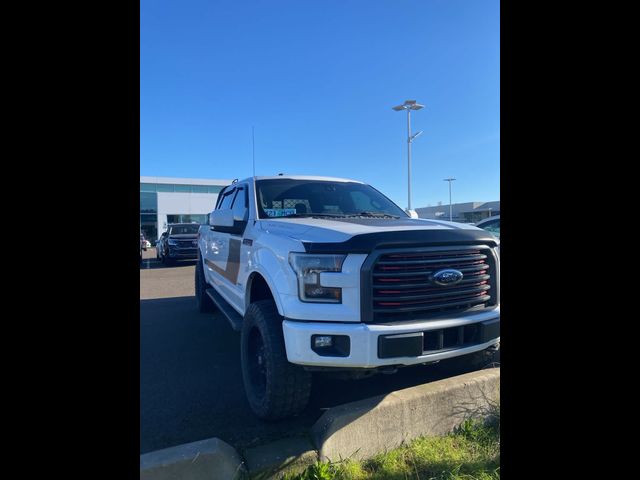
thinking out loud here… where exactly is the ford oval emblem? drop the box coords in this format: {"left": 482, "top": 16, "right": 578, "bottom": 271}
{"left": 431, "top": 269, "right": 464, "bottom": 286}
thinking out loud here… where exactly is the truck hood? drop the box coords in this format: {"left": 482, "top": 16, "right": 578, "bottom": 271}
{"left": 259, "top": 217, "right": 497, "bottom": 252}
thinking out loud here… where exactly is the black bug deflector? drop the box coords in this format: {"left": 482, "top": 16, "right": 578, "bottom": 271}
{"left": 302, "top": 228, "right": 498, "bottom": 254}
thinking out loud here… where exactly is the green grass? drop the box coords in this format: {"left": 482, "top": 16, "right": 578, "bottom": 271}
{"left": 279, "top": 414, "right": 500, "bottom": 480}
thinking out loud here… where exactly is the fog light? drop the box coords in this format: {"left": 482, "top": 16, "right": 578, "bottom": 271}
{"left": 311, "top": 335, "right": 350, "bottom": 357}
{"left": 314, "top": 336, "right": 333, "bottom": 348}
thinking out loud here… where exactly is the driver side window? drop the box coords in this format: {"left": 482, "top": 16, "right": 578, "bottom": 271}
{"left": 217, "top": 188, "right": 236, "bottom": 211}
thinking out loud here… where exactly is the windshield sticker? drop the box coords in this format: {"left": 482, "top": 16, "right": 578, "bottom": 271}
{"left": 264, "top": 208, "right": 297, "bottom": 217}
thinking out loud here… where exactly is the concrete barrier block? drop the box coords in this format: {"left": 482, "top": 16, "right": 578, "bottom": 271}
{"left": 140, "top": 437, "right": 246, "bottom": 480}
{"left": 312, "top": 368, "right": 500, "bottom": 462}
{"left": 243, "top": 436, "right": 317, "bottom": 479}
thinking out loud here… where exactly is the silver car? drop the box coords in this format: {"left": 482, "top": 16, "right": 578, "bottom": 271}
{"left": 475, "top": 215, "right": 500, "bottom": 239}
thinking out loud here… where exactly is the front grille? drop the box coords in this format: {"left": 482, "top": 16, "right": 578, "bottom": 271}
{"left": 365, "top": 245, "right": 498, "bottom": 323}
{"left": 176, "top": 240, "right": 197, "bottom": 249}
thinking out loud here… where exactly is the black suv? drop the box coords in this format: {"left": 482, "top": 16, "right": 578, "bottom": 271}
{"left": 157, "top": 223, "right": 200, "bottom": 264}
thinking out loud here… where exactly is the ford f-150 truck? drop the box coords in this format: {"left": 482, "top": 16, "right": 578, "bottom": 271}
{"left": 158, "top": 223, "right": 200, "bottom": 264}
{"left": 196, "top": 175, "right": 500, "bottom": 419}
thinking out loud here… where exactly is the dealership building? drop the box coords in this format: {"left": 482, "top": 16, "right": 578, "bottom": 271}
{"left": 140, "top": 176, "right": 232, "bottom": 242}
{"left": 415, "top": 201, "right": 500, "bottom": 223}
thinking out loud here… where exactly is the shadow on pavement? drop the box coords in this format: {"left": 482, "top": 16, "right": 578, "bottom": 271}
{"left": 140, "top": 256, "right": 197, "bottom": 270}
{"left": 140, "top": 295, "right": 496, "bottom": 454}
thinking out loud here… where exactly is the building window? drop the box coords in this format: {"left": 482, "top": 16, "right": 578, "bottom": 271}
{"left": 156, "top": 184, "right": 175, "bottom": 192}
{"left": 140, "top": 213, "right": 157, "bottom": 242}
{"left": 141, "top": 182, "right": 225, "bottom": 193}
{"left": 167, "top": 214, "right": 207, "bottom": 224}
{"left": 140, "top": 192, "right": 158, "bottom": 213}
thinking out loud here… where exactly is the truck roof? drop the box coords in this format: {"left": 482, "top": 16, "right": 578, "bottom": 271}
{"left": 239, "top": 175, "right": 364, "bottom": 184}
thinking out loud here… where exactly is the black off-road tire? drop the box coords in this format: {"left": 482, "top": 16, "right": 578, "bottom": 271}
{"left": 195, "top": 255, "right": 215, "bottom": 313}
{"left": 241, "top": 300, "right": 312, "bottom": 420}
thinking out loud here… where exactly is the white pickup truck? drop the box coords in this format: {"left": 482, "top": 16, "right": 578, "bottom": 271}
{"left": 196, "top": 175, "right": 500, "bottom": 419}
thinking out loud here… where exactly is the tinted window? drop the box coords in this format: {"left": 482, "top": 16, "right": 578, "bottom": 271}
{"left": 232, "top": 187, "right": 247, "bottom": 220}
{"left": 218, "top": 188, "right": 236, "bottom": 210}
{"left": 156, "top": 184, "right": 175, "bottom": 192}
{"left": 140, "top": 192, "right": 157, "bottom": 213}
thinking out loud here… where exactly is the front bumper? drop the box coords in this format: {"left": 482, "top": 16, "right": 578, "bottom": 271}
{"left": 168, "top": 248, "right": 198, "bottom": 259}
{"left": 282, "top": 308, "right": 500, "bottom": 368}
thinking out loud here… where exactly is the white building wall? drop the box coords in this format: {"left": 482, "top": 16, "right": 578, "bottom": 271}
{"left": 156, "top": 192, "right": 220, "bottom": 236}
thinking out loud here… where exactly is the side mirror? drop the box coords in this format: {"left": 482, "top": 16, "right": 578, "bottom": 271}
{"left": 406, "top": 209, "right": 419, "bottom": 219}
{"left": 209, "top": 209, "right": 234, "bottom": 227}
{"left": 233, "top": 208, "right": 249, "bottom": 222}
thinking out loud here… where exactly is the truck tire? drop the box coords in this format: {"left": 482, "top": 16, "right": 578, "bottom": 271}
{"left": 195, "top": 255, "right": 215, "bottom": 313}
{"left": 240, "top": 300, "right": 312, "bottom": 420}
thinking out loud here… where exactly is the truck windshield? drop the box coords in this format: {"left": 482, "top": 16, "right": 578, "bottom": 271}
{"left": 255, "top": 179, "right": 408, "bottom": 219}
{"left": 169, "top": 225, "right": 200, "bottom": 234}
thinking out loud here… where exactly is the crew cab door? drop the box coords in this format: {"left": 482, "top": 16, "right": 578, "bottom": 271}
{"left": 204, "top": 184, "right": 249, "bottom": 312}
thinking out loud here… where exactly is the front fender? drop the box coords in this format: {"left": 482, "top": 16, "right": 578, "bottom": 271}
{"left": 245, "top": 266, "right": 287, "bottom": 316}
{"left": 248, "top": 239, "right": 301, "bottom": 317}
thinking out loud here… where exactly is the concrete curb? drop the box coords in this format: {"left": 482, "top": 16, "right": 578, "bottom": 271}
{"left": 140, "top": 437, "right": 246, "bottom": 480}
{"left": 139, "top": 368, "right": 499, "bottom": 478}
{"left": 312, "top": 368, "right": 500, "bottom": 462}
{"left": 243, "top": 436, "right": 317, "bottom": 479}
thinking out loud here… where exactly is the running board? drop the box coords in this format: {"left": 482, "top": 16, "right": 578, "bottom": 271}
{"left": 205, "top": 288, "right": 243, "bottom": 332}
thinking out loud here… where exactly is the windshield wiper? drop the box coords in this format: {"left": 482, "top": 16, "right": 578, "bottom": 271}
{"left": 278, "top": 212, "right": 345, "bottom": 218}
{"left": 277, "top": 212, "right": 400, "bottom": 219}
{"left": 351, "top": 211, "right": 400, "bottom": 219}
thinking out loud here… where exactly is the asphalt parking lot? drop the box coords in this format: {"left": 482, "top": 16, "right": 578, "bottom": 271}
{"left": 140, "top": 248, "right": 496, "bottom": 454}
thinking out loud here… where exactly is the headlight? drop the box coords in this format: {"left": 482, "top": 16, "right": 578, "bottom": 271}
{"left": 289, "top": 253, "right": 346, "bottom": 303}
{"left": 168, "top": 239, "right": 178, "bottom": 246}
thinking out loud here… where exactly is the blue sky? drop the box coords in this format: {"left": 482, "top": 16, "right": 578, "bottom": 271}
{"left": 141, "top": 0, "right": 499, "bottom": 209}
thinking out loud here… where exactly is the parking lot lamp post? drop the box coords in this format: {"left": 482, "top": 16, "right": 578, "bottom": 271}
{"left": 443, "top": 178, "right": 456, "bottom": 222}
{"left": 392, "top": 100, "right": 424, "bottom": 210}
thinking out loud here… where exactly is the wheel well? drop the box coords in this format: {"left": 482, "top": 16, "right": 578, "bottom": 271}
{"left": 248, "top": 273, "right": 275, "bottom": 305}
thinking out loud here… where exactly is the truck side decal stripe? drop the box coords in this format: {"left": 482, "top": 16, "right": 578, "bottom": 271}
{"left": 205, "top": 238, "right": 242, "bottom": 284}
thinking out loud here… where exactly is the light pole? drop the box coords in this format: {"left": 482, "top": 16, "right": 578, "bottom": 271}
{"left": 392, "top": 100, "right": 424, "bottom": 210}
{"left": 443, "top": 178, "right": 456, "bottom": 221}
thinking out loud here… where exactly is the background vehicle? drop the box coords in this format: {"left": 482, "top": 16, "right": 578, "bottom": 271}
{"left": 140, "top": 233, "right": 147, "bottom": 264}
{"left": 156, "top": 232, "right": 167, "bottom": 261}
{"left": 157, "top": 223, "right": 200, "bottom": 264}
{"left": 196, "top": 176, "right": 500, "bottom": 420}
{"left": 475, "top": 215, "right": 500, "bottom": 239}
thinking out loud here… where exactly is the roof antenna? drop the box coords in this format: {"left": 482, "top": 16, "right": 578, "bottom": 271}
{"left": 252, "top": 126, "right": 256, "bottom": 177}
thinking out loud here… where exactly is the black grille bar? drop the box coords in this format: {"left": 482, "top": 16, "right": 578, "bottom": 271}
{"left": 361, "top": 245, "right": 498, "bottom": 323}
